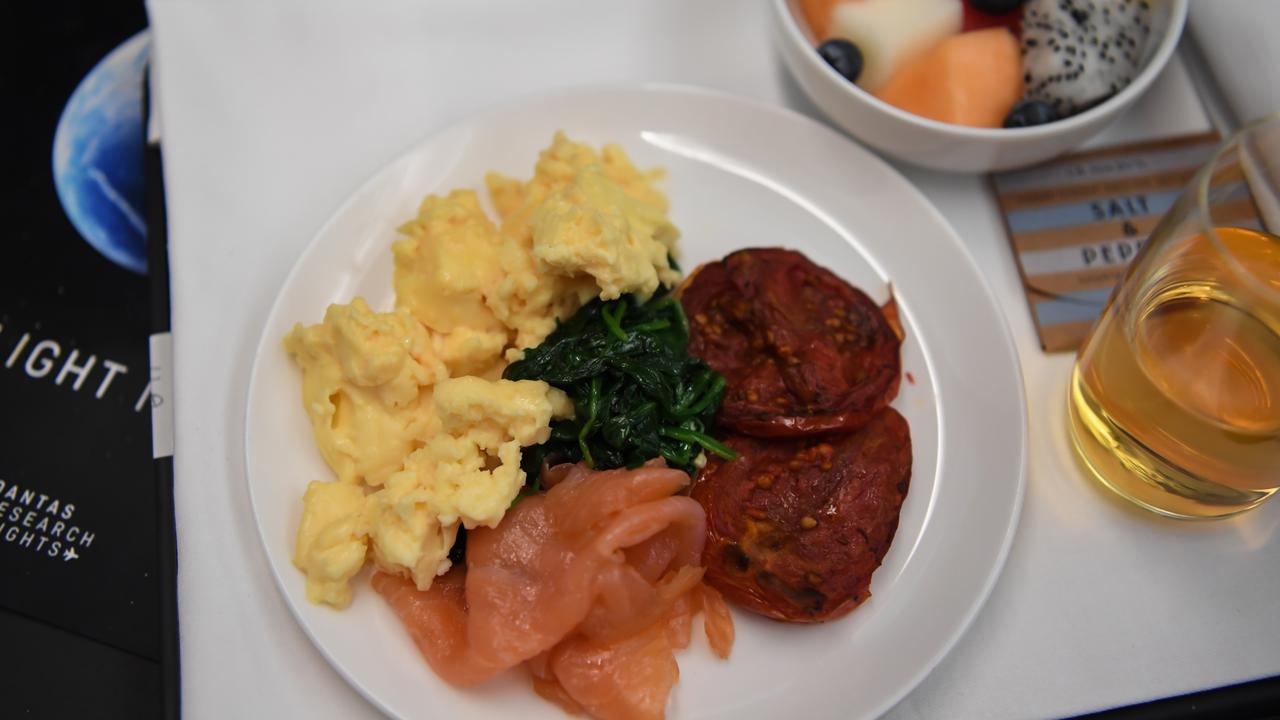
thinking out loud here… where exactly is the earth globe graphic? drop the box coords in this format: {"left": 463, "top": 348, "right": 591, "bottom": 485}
{"left": 52, "top": 31, "right": 150, "bottom": 275}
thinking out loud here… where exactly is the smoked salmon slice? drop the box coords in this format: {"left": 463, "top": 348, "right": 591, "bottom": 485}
{"left": 372, "top": 462, "right": 734, "bottom": 719}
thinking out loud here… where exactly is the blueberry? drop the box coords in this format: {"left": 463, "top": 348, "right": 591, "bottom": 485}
{"left": 817, "top": 39, "right": 863, "bottom": 84}
{"left": 1003, "top": 100, "right": 1058, "bottom": 128}
{"left": 969, "top": 0, "right": 1026, "bottom": 13}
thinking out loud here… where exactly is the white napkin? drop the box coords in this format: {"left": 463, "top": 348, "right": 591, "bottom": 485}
{"left": 1188, "top": 0, "right": 1280, "bottom": 126}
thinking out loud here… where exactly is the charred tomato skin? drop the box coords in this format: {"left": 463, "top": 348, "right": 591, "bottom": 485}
{"left": 681, "top": 248, "right": 902, "bottom": 437}
{"left": 690, "top": 408, "right": 912, "bottom": 623}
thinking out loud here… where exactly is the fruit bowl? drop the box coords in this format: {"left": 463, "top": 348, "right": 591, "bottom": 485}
{"left": 772, "top": 0, "right": 1188, "bottom": 173}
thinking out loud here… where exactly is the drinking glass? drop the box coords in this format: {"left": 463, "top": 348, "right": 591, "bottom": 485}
{"left": 1068, "top": 114, "right": 1280, "bottom": 519}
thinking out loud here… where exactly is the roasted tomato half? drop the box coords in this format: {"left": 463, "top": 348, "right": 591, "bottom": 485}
{"left": 690, "top": 408, "right": 912, "bottom": 623}
{"left": 681, "top": 248, "right": 901, "bottom": 437}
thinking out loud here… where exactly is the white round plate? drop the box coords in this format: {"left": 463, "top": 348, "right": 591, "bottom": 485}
{"left": 246, "top": 84, "right": 1027, "bottom": 720}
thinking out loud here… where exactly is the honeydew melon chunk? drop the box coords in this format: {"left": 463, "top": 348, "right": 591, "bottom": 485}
{"left": 830, "top": 0, "right": 962, "bottom": 92}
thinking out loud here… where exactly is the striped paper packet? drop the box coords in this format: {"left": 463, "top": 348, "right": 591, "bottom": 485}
{"left": 991, "top": 132, "right": 1262, "bottom": 352}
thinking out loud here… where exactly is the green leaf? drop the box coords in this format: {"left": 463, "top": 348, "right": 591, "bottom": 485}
{"left": 503, "top": 287, "right": 735, "bottom": 481}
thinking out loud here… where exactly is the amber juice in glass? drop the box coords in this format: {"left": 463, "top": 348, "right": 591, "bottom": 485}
{"left": 1069, "top": 116, "right": 1280, "bottom": 519}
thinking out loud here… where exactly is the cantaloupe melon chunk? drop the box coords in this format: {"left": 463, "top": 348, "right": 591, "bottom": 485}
{"left": 797, "top": 0, "right": 845, "bottom": 40}
{"left": 874, "top": 27, "right": 1023, "bottom": 128}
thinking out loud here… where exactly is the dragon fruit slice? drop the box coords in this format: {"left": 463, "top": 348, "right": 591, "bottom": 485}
{"left": 1020, "top": 0, "right": 1153, "bottom": 116}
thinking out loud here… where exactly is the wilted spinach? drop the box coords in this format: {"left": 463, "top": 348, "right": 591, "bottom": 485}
{"left": 504, "top": 288, "right": 735, "bottom": 481}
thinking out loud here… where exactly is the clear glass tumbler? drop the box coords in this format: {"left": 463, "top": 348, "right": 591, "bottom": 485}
{"left": 1069, "top": 114, "right": 1280, "bottom": 519}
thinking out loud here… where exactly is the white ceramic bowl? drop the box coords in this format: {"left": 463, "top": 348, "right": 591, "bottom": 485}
{"left": 772, "top": 0, "right": 1188, "bottom": 173}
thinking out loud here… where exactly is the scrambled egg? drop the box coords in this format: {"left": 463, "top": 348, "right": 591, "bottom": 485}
{"left": 286, "top": 133, "right": 680, "bottom": 608}
{"left": 531, "top": 164, "right": 680, "bottom": 301}
{"left": 284, "top": 298, "right": 447, "bottom": 488}
{"left": 392, "top": 190, "right": 509, "bottom": 378}
{"left": 292, "top": 480, "right": 369, "bottom": 607}
{"left": 366, "top": 378, "right": 571, "bottom": 590}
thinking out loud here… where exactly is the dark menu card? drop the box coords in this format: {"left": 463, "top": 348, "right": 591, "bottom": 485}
{"left": 2, "top": 4, "right": 167, "bottom": 717}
